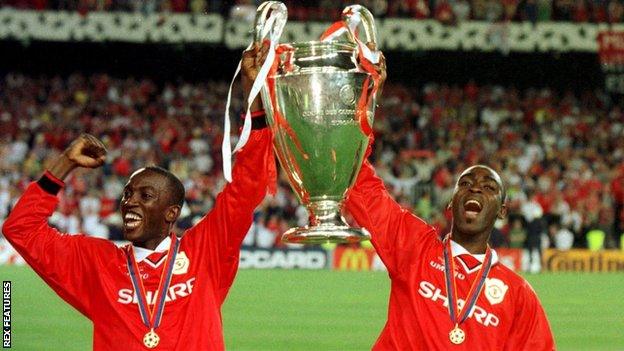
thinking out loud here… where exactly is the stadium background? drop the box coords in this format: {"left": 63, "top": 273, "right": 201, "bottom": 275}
{"left": 1, "top": 0, "right": 624, "bottom": 350}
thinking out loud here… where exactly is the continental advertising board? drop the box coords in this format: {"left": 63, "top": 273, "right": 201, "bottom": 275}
{"left": 543, "top": 249, "right": 624, "bottom": 272}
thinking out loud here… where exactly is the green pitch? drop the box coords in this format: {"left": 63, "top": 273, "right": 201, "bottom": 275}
{"left": 1, "top": 266, "right": 623, "bottom": 350}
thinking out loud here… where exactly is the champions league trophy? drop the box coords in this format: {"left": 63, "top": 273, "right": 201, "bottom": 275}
{"left": 254, "top": 2, "right": 381, "bottom": 243}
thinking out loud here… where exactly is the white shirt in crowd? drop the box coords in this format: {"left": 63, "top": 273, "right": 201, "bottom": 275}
{"left": 554, "top": 227, "right": 574, "bottom": 250}
{"left": 521, "top": 198, "right": 543, "bottom": 222}
{"left": 79, "top": 194, "right": 101, "bottom": 217}
{"left": 243, "top": 221, "right": 276, "bottom": 249}
{"left": 82, "top": 214, "right": 109, "bottom": 239}
{"left": 0, "top": 186, "right": 10, "bottom": 219}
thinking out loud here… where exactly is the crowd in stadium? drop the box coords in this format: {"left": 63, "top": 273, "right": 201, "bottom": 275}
{"left": 0, "top": 72, "right": 622, "bottom": 254}
{"left": 4, "top": 0, "right": 624, "bottom": 24}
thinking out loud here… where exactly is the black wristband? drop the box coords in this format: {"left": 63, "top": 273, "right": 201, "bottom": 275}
{"left": 38, "top": 174, "right": 63, "bottom": 195}
{"left": 242, "top": 110, "right": 268, "bottom": 130}
{"left": 252, "top": 116, "right": 268, "bottom": 130}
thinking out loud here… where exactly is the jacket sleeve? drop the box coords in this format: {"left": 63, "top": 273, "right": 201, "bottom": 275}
{"left": 184, "top": 128, "right": 273, "bottom": 298}
{"left": 344, "top": 160, "right": 437, "bottom": 277}
{"left": 504, "top": 280, "right": 556, "bottom": 350}
{"left": 1, "top": 182, "right": 110, "bottom": 319}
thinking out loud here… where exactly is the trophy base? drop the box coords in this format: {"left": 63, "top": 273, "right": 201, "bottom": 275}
{"left": 282, "top": 225, "right": 370, "bottom": 244}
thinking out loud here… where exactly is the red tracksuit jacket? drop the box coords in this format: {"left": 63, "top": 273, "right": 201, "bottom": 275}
{"left": 345, "top": 160, "right": 556, "bottom": 350}
{"left": 2, "top": 129, "right": 273, "bottom": 350}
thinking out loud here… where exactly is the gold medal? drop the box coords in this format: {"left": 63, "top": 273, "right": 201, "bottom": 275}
{"left": 126, "top": 235, "right": 181, "bottom": 349}
{"left": 449, "top": 326, "right": 465, "bottom": 345}
{"left": 443, "top": 235, "right": 493, "bottom": 346}
{"left": 143, "top": 329, "right": 160, "bottom": 348}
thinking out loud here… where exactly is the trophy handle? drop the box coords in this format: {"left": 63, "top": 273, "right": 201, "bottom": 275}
{"left": 342, "top": 5, "right": 378, "bottom": 48}
{"left": 254, "top": 1, "right": 288, "bottom": 44}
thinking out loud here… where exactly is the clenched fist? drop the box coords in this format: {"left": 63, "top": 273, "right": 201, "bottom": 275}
{"left": 48, "top": 133, "right": 108, "bottom": 180}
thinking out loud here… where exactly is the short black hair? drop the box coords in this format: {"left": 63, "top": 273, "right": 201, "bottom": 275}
{"left": 143, "top": 166, "right": 185, "bottom": 207}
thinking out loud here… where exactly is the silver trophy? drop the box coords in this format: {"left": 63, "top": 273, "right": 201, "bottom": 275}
{"left": 255, "top": 2, "right": 379, "bottom": 243}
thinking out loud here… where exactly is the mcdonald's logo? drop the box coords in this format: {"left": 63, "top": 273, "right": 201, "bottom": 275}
{"left": 333, "top": 247, "right": 375, "bottom": 271}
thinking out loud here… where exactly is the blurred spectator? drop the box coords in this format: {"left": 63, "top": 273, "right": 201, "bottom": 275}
{"left": 503, "top": 0, "right": 519, "bottom": 20}
{"left": 522, "top": 190, "right": 545, "bottom": 273}
{"left": 553, "top": 0, "right": 574, "bottom": 21}
{"left": 573, "top": 0, "right": 590, "bottom": 21}
{"left": 434, "top": 0, "right": 455, "bottom": 24}
{"left": 586, "top": 227, "right": 606, "bottom": 250}
{"left": 550, "top": 222, "right": 574, "bottom": 250}
{"left": 521, "top": 0, "right": 539, "bottom": 22}
{"left": 490, "top": 225, "right": 507, "bottom": 248}
{"left": 537, "top": 0, "right": 553, "bottom": 21}
{"left": 508, "top": 217, "right": 527, "bottom": 248}
{"left": 415, "top": 191, "right": 433, "bottom": 221}
{"left": 0, "top": 72, "right": 623, "bottom": 256}
{"left": 608, "top": 0, "right": 624, "bottom": 24}
{"left": 229, "top": 0, "right": 257, "bottom": 22}
{"left": 189, "top": 0, "right": 207, "bottom": 14}
{"left": 243, "top": 214, "right": 278, "bottom": 249}
{"left": 451, "top": 0, "right": 471, "bottom": 22}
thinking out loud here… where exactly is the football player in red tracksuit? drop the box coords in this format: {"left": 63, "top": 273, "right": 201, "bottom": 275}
{"left": 2, "top": 46, "right": 272, "bottom": 350}
{"left": 345, "top": 156, "right": 556, "bottom": 350}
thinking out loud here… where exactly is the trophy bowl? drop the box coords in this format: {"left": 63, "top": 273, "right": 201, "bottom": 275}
{"left": 257, "top": 3, "right": 378, "bottom": 243}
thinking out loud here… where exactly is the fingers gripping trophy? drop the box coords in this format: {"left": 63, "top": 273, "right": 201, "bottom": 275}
{"left": 254, "top": 1, "right": 382, "bottom": 244}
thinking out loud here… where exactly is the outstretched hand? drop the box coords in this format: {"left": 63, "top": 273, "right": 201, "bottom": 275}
{"left": 241, "top": 42, "right": 270, "bottom": 112}
{"left": 48, "top": 133, "right": 107, "bottom": 180}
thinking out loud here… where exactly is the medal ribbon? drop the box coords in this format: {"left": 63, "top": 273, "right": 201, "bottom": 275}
{"left": 125, "top": 233, "right": 181, "bottom": 330}
{"left": 442, "top": 235, "right": 493, "bottom": 326}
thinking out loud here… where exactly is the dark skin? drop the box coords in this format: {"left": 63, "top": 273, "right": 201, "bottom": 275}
{"left": 48, "top": 47, "right": 267, "bottom": 250}
{"left": 120, "top": 169, "right": 180, "bottom": 249}
{"left": 242, "top": 43, "right": 268, "bottom": 112}
{"left": 448, "top": 165, "right": 507, "bottom": 254}
{"left": 47, "top": 134, "right": 182, "bottom": 250}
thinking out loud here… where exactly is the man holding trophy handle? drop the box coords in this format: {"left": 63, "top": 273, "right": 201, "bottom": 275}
{"left": 2, "top": 47, "right": 273, "bottom": 350}
{"left": 345, "top": 149, "right": 556, "bottom": 348}
{"left": 247, "top": 3, "right": 553, "bottom": 348}
{"left": 245, "top": 1, "right": 553, "bottom": 348}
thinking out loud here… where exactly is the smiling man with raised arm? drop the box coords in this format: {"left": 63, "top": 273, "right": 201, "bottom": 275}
{"left": 2, "top": 45, "right": 272, "bottom": 351}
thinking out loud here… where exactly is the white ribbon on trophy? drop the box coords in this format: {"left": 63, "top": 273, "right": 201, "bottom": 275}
{"left": 222, "top": 2, "right": 287, "bottom": 182}
{"left": 320, "top": 5, "right": 380, "bottom": 65}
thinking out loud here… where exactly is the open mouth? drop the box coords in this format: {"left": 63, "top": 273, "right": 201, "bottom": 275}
{"left": 463, "top": 199, "right": 482, "bottom": 219}
{"left": 123, "top": 211, "right": 143, "bottom": 230}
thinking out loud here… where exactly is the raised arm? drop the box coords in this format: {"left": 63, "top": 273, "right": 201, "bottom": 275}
{"left": 185, "top": 44, "right": 274, "bottom": 295}
{"left": 345, "top": 156, "right": 436, "bottom": 276}
{"left": 2, "top": 134, "right": 112, "bottom": 318}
